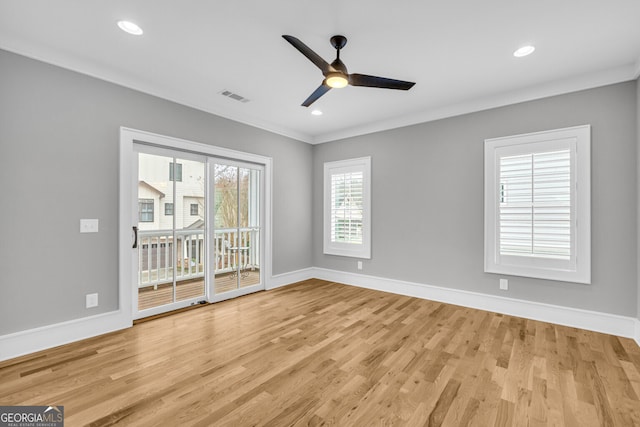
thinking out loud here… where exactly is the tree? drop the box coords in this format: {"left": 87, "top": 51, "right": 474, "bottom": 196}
{"left": 214, "top": 165, "right": 250, "bottom": 228}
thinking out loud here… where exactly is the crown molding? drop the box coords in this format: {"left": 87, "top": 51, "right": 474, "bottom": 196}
{"left": 0, "top": 42, "right": 314, "bottom": 144}
{"left": 1, "top": 41, "right": 636, "bottom": 146}
{"left": 312, "top": 63, "right": 638, "bottom": 144}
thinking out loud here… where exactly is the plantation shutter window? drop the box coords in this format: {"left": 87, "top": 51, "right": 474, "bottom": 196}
{"left": 484, "top": 125, "right": 590, "bottom": 283}
{"left": 499, "top": 149, "right": 571, "bottom": 260}
{"left": 331, "top": 171, "right": 364, "bottom": 244}
{"left": 324, "top": 157, "right": 371, "bottom": 258}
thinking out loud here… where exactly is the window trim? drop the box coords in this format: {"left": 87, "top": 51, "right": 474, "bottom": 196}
{"left": 139, "top": 199, "right": 154, "bottom": 223}
{"left": 484, "top": 125, "right": 591, "bottom": 283}
{"left": 323, "top": 157, "right": 371, "bottom": 259}
{"left": 164, "top": 202, "right": 174, "bottom": 216}
{"left": 190, "top": 203, "right": 198, "bottom": 216}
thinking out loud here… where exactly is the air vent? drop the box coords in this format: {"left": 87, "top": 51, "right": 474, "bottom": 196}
{"left": 219, "top": 90, "right": 250, "bottom": 103}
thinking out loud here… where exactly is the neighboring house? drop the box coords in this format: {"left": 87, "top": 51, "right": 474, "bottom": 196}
{"left": 137, "top": 180, "right": 164, "bottom": 230}
{"left": 137, "top": 155, "right": 205, "bottom": 232}
{"left": 135, "top": 154, "right": 260, "bottom": 281}
{"left": 137, "top": 155, "right": 205, "bottom": 279}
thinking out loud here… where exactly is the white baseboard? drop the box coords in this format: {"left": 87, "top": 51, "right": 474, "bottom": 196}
{"left": 1, "top": 268, "right": 636, "bottom": 363}
{"left": 267, "top": 267, "right": 315, "bottom": 290}
{"left": 311, "top": 267, "right": 638, "bottom": 341}
{"left": 0, "top": 269, "right": 314, "bottom": 364}
{"left": 0, "top": 310, "right": 131, "bottom": 363}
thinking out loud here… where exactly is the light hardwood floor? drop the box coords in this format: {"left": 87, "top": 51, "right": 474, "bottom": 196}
{"left": 1, "top": 279, "right": 639, "bottom": 426}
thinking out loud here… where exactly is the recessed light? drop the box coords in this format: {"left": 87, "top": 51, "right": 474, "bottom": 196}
{"left": 513, "top": 45, "right": 535, "bottom": 57}
{"left": 311, "top": 110, "right": 323, "bottom": 116}
{"left": 117, "top": 20, "right": 143, "bottom": 35}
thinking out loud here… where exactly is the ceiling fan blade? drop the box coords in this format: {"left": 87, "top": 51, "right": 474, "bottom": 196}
{"left": 282, "top": 35, "right": 331, "bottom": 74}
{"left": 349, "top": 74, "right": 415, "bottom": 90}
{"left": 302, "top": 84, "right": 331, "bottom": 107}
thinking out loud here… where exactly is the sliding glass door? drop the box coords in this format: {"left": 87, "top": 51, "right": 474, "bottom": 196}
{"left": 134, "top": 146, "right": 207, "bottom": 318}
{"left": 212, "top": 160, "right": 263, "bottom": 301}
{"left": 132, "top": 143, "right": 265, "bottom": 318}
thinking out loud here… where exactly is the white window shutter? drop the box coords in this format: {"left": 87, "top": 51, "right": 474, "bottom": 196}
{"left": 484, "top": 125, "right": 590, "bottom": 283}
{"left": 499, "top": 149, "right": 571, "bottom": 260}
{"left": 324, "top": 157, "right": 371, "bottom": 259}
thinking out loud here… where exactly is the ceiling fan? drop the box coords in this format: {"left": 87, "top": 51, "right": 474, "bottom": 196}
{"left": 282, "top": 34, "right": 416, "bottom": 107}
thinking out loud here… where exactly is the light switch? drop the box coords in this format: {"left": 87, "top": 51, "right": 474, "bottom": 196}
{"left": 80, "top": 219, "right": 99, "bottom": 233}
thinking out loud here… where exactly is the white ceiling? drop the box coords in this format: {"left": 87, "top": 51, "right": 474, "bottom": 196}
{"left": 1, "top": 1, "right": 639, "bottom": 144}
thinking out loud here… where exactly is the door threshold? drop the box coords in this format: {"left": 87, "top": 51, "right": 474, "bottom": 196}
{"left": 134, "top": 301, "right": 210, "bottom": 324}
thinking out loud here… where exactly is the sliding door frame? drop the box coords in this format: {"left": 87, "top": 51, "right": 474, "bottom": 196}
{"left": 132, "top": 145, "right": 209, "bottom": 319}
{"left": 210, "top": 158, "right": 265, "bottom": 302}
{"left": 119, "top": 127, "right": 272, "bottom": 320}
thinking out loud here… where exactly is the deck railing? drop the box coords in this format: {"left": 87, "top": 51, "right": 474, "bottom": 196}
{"left": 138, "top": 227, "right": 259, "bottom": 288}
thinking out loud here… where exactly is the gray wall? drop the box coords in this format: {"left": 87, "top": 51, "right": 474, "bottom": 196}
{"left": 0, "top": 49, "right": 313, "bottom": 335}
{"left": 1, "top": 47, "right": 637, "bottom": 339}
{"left": 313, "top": 81, "right": 638, "bottom": 317}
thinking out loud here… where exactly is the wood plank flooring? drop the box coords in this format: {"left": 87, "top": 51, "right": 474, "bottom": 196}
{"left": 1, "top": 279, "right": 640, "bottom": 426}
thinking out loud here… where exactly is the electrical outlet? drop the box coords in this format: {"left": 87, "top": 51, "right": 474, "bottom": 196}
{"left": 80, "top": 219, "right": 99, "bottom": 233}
{"left": 86, "top": 293, "right": 98, "bottom": 308}
{"left": 357, "top": 261, "right": 363, "bottom": 270}
{"left": 499, "top": 279, "right": 508, "bottom": 290}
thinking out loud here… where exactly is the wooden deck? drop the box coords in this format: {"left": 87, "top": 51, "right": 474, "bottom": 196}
{"left": 138, "top": 270, "right": 261, "bottom": 311}
{"left": 2, "top": 279, "right": 640, "bottom": 426}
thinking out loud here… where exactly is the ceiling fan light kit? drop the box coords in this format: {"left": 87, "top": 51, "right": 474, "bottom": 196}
{"left": 325, "top": 72, "right": 348, "bottom": 88}
{"left": 282, "top": 34, "right": 416, "bottom": 107}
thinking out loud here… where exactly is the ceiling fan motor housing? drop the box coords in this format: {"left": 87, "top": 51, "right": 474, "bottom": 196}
{"left": 330, "top": 59, "right": 348, "bottom": 74}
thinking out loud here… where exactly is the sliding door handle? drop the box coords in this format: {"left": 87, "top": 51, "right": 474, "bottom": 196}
{"left": 132, "top": 226, "right": 138, "bottom": 249}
